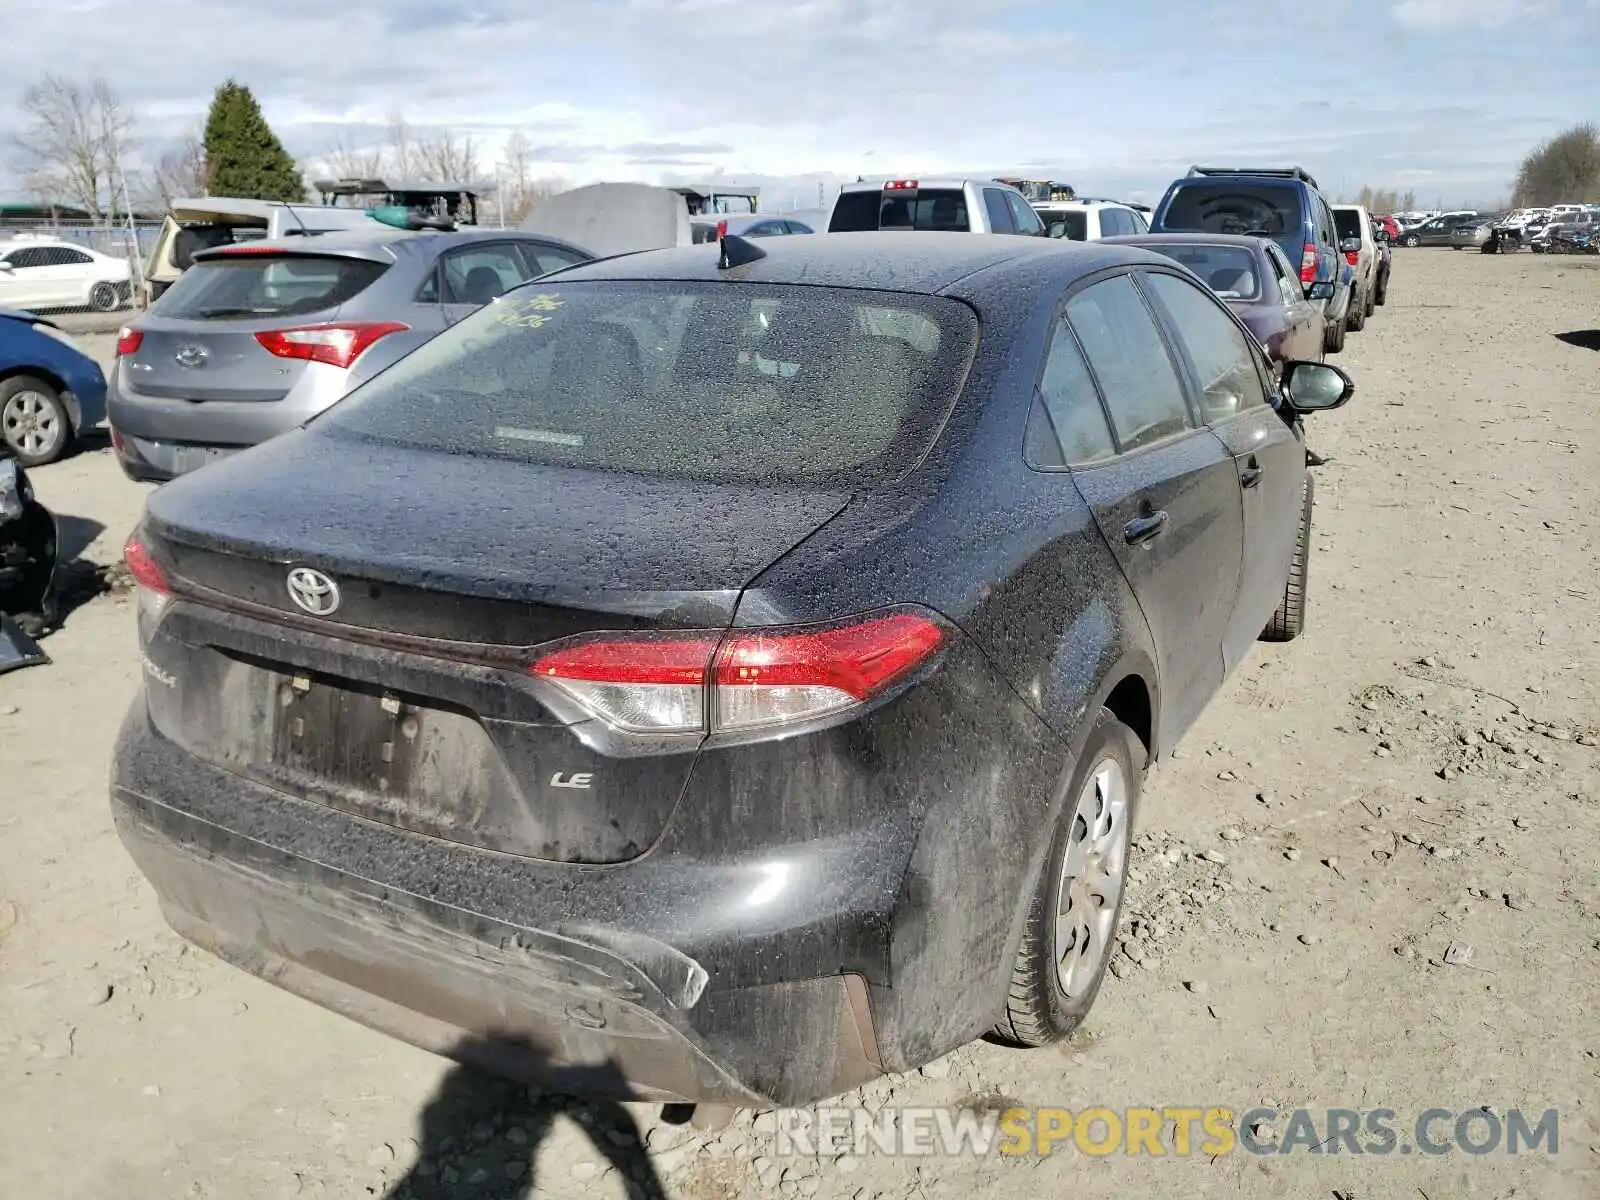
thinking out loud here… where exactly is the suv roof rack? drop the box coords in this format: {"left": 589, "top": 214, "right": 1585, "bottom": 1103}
{"left": 1187, "top": 165, "right": 1320, "bottom": 189}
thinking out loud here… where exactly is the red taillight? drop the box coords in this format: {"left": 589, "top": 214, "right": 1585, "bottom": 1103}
{"left": 716, "top": 219, "right": 728, "bottom": 239}
{"left": 1344, "top": 250, "right": 1359, "bottom": 266}
{"left": 1299, "top": 243, "right": 1318, "bottom": 284}
{"left": 529, "top": 610, "right": 945, "bottom": 736}
{"left": 123, "top": 534, "right": 171, "bottom": 595}
{"left": 884, "top": 180, "right": 919, "bottom": 190}
{"left": 254, "top": 322, "right": 409, "bottom": 370}
{"left": 116, "top": 326, "right": 143, "bottom": 356}
{"left": 109, "top": 426, "right": 124, "bottom": 452}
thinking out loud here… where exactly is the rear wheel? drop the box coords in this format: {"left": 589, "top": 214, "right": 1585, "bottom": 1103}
{"left": 89, "top": 281, "right": 120, "bottom": 311}
{"left": 1324, "top": 315, "right": 1345, "bottom": 354}
{"left": 992, "top": 709, "right": 1140, "bottom": 1048}
{"left": 1403, "top": 234, "right": 1420, "bottom": 247}
{"left": 1347, "top": 294, "right": 1366, "bottom": 332}
{"left": 0, "top": 376, "right": 72, "bottom": 467}
{"left": 1375, "top": 271, "right": 1388, "bottom": 306}
{"left": 1262, "top": 473, "right": 1314, "bottom": 642}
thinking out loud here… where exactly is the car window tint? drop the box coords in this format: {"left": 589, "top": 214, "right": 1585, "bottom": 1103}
{"left": 519, "top": 243, "right": 587, "bottom": 277}
{"left": 1065, "top": 275, "right": 1191, "bottom": 451}
{"left": 1027, "top": 319, "right": 1116, "bottom": 465}
{"left": 879, "top": 189, "right": 970, "bottom": 231}
{"left": 1131, "top": 209, "right": 1150, "bottom": 232}
{"left": 56, "top": 247, "right": 93, "bottom": 265}
{"left": 442, "top": 245, "right": 534, "bottom": 305}
{"left": 1044, "top": 211, "right": 1087, "bottom": 240}
{"left": 786, "top": 220, "right": 814, "bottom": 234}
{"left": 1143, "top": 272, "right": 1268, "bottom": 423}
{"left": 325, "top": 281, "right": 979, "bottom": 490}
{"left": 829, "top": 190, "right": 882, "bottom": 231}
{"left": 4, "top": 248, "right": 44, "bottom": 268}
{"left": 155, "top": 254, "right": 389, "bottom": 320}
{"left": 983, "top": 189, "right": 1016, "bottom": 234}
{"left": 1137, "top": 243, "right": 1262, "bottom": 301}
{"left": 1004, "top": 191, "right": 1044, "bottom": 235}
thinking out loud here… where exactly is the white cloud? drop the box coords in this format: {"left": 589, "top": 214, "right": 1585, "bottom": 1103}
{"left": 1392, "top": 0, "right": 1544, "bottom": 30}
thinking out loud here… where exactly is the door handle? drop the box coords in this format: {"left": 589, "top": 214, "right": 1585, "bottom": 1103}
{"left": 1124, "top": 511, "right": 1168, "bottom": 545}
{"left": 1240, "top": 465, "right": 1264, "bottom": 488}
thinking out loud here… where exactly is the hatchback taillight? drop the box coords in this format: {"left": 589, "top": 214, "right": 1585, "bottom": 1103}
{"left": 1299, "top": 243, "right": 1318, "bottom": 284}
{"left": 116, "top": 327, "right": 143, "bottom": 356}
{"left": 530, "top": 609, "right": 946, "bottom": 737}
{"left": 255, "top": 322, "right": 408, "bottom": 370}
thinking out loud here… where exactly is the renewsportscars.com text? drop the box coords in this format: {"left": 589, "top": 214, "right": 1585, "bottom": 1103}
{"left": 771, "top": 1105, "right": 1560, "bottom": 1158}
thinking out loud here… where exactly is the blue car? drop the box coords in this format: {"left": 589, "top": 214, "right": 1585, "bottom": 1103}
{"left": 0, "top": 309, "right": 107, "bottom": 466}
{"left": 1150, "top": 166, "right": 1355, "bottom": 354}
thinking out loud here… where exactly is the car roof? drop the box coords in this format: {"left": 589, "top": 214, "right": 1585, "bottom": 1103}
{"left": 192, "top": 227, "right": 589, "bottom": 264}
{"left": 539, "top": 230, "right": 1171, "bottom": 297}
{"left": 837, "top": 179, "right": 1015, "bottom": 192}
{"left": 1102, "top": 232, "right": 1270, "bottom": 250}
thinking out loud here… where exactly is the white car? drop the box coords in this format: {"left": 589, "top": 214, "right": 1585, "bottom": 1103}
{"left": 0, "top": 238, "right": 132, "bottom": 312}
{"left": 1032, "top": 198, "right": 1150, "bottom": 241}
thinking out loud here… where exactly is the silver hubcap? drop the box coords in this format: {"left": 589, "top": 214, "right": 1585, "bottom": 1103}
{"left": 1054, "top": 757, "right": 1130, "bottom": 998}
{"left": 3, "top": 392, "right": 62, "bottom": 458}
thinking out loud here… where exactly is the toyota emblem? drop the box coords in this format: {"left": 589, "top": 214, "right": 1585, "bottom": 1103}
{"left": 286, "top": 567, "right": 341, "bottom": 616}
{"left": 174, "top": 344, "right": 210, "bottom": 368}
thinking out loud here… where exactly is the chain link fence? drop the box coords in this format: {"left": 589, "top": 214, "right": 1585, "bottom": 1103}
{"left": 0, "top": 217, "right": 163, "bottom": 264}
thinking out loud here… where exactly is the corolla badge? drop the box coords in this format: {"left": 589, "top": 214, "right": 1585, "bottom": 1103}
{"left": 286, "top": 567, "right": 341, "bottom": 616}
{"left": 174, "top": 344, "right": 209, "bottom": 368}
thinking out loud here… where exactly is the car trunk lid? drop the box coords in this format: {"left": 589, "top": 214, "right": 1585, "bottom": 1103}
{"left": 134, "top": 429, "right": 851, "bottom": 863}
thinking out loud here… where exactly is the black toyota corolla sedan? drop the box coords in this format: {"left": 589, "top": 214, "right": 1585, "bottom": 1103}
{"left": 112, "top": 231, "right": 1351, "bottom": 1110}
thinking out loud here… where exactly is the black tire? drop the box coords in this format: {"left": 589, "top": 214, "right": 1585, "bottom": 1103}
{"left": 992, "top": 708, "right": 1142, "bottom": 1048}
{"left": 89, "top": 281, "right": 119, "bottom": 312}
{"left": 0, "top": 376, "right": 73, "bottom": 467}
{"left": 1347, "top": 294, "right": 1366, "bottom": 332}
{"left": 1262, "top": 473, "right": 1314, "bottom": 642}
{"left": 1324, "top": 315, "right": 1345, "bottom": 354}
{"left": 1375, "top": 271, "right": 1388, "bottom": 306}
{"left": 1403, "top": 234, "right": 1420, "bottom": 247}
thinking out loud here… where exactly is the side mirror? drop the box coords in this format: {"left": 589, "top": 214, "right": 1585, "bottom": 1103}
{"left": 1306, "top": 280, "right": 1335, "bottom": 301}
{"left": 1282, "top": 360, "right": 1354, "bottom": 413}
{"left": 1339, "top": 237, "right": 1361, "bottom": 253}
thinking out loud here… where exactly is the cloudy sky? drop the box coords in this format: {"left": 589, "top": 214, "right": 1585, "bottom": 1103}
{"left": 8, "top": 0, "right": 1599, "bottom": 208}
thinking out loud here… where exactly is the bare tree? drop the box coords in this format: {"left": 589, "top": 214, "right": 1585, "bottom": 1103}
{"left": 385, "top": 110, "right": 416, "bottom": 179}
{"left": 11, "top": 75, "right": 134, "bottom": 219}
{"left": 494, "top": 131, "right": 567, "bottom": 224}
{"left": 144, "top": 133, "right": 210, "bottom": 207}
{"left": 414, "top": 128, "right": 480, "bottom": 182}
{"left": 321, "top": 133, "right": 385, "bottom": 180}
{"left": 1512, "top": 123, "right": 1600, "bottom": 206}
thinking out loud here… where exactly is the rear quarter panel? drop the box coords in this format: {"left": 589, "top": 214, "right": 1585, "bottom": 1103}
{"left": 734, "top": 272, "right": 1160, "bottom": 1065}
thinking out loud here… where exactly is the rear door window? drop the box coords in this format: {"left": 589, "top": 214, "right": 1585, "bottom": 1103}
{"left": 873, "top": 189, "right": 971, "bottom": 231}
{"left": 1141, "top": 272, "right": 1270, "bottom": 424}
{"left": 517, "top": 242, "right": 588, "bottom": 277}
{"left": 1045, "top": 211, "right": 1088, "bottom": 241}
{"left": 1065, "top": 274, "right": 1192, "bottom": 452}
{"left": 324, "top": 281, "right": 980, "bottom": 489}
{"left": 153, "top": 254, "right": 389, "bottom": 320}
{"left": 828, "top": 191, "right": 882, "bottom": 231}
{"left": 1026, "top": 319, "right": 1117, "bottom": 466}
{"left": 441, "top": 244, "right": 537, "bottom": 304}
{"left": 983, "top": 189, "right": 1016, "bottom": 233}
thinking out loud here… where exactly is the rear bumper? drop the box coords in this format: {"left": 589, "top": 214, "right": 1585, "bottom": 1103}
{"left": 105, "top": 360, "right": 351, "bottom": 476}
{"left": 111, "top": 704, "right": 891, "bottom": 1106}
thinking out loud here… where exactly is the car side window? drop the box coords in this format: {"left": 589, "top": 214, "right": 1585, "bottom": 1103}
{"left": 1130, "top": 209, "right": 1150, "bottom": 233}
{"left": 517, "top": 243, "right": 586, "bottom": 278}
{"left": 1141, "top": 272, "right": 1269, "bottom": 424}
{"left": 7, "top": 248, "right": 46, "bottom": 269}
{"left": 1026, "top": 318, "right": 1117, "bottom": 467}
{"left": 1266, "top": 247, "right": 1300, "bottom": 303}
{"left": 55, "top": 247, "right": 93, "bottom": 265}
{"left": 1065, "top": 274, "right": 1192, "bottom": 451}
{"left": 1004, "top": 191, "right": 1045, "bottom": 236}
{"left": 785, "top": 220, "right": 814, "bottom": 234}
{"left": 440, "top": 244, "right": 535, "bottom": 305}
{"left": 983, "top": 189, "right": 1016, "bottom": 234}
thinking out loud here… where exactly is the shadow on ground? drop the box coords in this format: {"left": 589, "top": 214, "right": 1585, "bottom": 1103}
{"left": 381, "top": 1037, "right": 669, "bottom": 1200}
{"left": 1554, "top": 329, "right": 1600, "bottom": 351}
{"left": 50, "top": 514, "right": 122, "bottom": 627}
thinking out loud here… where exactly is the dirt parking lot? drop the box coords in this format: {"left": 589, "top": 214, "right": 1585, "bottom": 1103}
{"left": 3, "top": 249, "right": 1597, "bottom": 1200}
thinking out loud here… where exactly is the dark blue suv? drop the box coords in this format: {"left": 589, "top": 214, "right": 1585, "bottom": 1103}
{"left": 1150, "top": 166, "right": 1354, "bottom": 354}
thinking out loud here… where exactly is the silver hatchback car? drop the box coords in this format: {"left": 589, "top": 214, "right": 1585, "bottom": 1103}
{"left": 108, "top": 228, "right": 592, "bottom": 482}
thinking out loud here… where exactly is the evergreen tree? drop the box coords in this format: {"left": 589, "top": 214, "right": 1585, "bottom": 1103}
{"left": 202, "top": 80, "right": 305, "bottom": 201}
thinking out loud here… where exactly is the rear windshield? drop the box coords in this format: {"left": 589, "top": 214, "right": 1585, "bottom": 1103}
{"left": 322, "top": 281, "right": 979, "bottom": 488}
{"left": 1139, "top": 244, "right": 1262, "bottom": 300}
{"left": 829, "top": 188, "right": 970, "bottom": 232}
{"left": 1041, "top": 211, "right": 1088, "bottom": 241}
{"left": 154, "top": 254, "right": 388, "bottom": 321}
{"left": 1333, "top": 210, "right": 1364, "bottom": 239}
{"left": 1159, "top": 183, "right": 1302, "bottom": 261}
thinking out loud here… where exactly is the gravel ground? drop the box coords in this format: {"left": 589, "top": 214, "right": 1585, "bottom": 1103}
{"left": 3, "top": 249, "right": 1598, "bottom": 1200}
